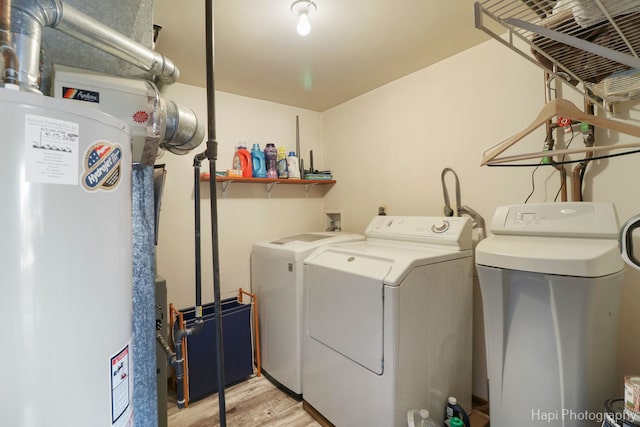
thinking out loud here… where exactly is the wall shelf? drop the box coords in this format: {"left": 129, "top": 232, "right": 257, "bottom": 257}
{"left": 200, "top": 175, "right": 336, "bottom": 198}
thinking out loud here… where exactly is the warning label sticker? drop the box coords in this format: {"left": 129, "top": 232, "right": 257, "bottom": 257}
{"left": 110, "top": 344, "right": 132, "bottom": 427}
{"left": 25, "top": 114, "right": 79, "bottom": 185}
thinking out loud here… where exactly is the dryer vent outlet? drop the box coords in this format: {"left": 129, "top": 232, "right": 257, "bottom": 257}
{"left": 325, "top": 213, "right": 342, "bottom": 232}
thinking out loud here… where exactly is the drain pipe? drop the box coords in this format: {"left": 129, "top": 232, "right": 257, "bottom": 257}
{"left": 0, "top": 0, "right": 19, "bottom": 86}
{"left": 204, "top": 0, "right": 227, "bottom": 424}
{"left": 8, "top": 0, "right": 178, "bottom": 92}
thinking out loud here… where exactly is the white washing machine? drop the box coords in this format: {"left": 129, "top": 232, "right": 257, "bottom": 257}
{"left": 302, "top": 216, "right": 473, "bottom": 426}
{"left": 475, "top": 202, "right": 624, "bottom": 427}
{"left": 251, "top": 231, "right": 364, "bottom": 397}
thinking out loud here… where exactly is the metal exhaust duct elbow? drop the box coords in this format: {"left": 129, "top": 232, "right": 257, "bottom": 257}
{"left": 160, "top": 99, "right": 205, "bottom": 155}
{"left": 7, "top": 0, "right": 179, "bottom": 91}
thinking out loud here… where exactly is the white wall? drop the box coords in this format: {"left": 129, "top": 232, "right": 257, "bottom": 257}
{"left": 157, "top": 38, "right": 640, "bottom": 402}
{"left": 322, "top": 39, "right": 640, "bottom": 399}
{"left": 156, "top": 84, "right": 326, "bottom": 310}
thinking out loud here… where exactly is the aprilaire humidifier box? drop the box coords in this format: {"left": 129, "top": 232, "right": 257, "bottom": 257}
{"left": 51, "top": 64, "right": 153, "bottom": 162}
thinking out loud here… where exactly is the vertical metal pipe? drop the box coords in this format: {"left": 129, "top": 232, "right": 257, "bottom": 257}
{"left": 0, "top": 0, "right": 19, "bottom": 86}
{"left": 204, "top": 0, "right": 226, "bottom": 424}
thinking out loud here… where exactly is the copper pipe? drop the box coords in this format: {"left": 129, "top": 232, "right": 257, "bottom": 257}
{"left": 238, "top": 288, "right": 262, "bottom": 377}
{"left": 572, "top": 99, "right": 595, "bottom": 201}
{"left": 0, "top": 0, "right": 19, "bottom": 85}
{"left": 544, "top": 72, "right": 568, "bottom": 201}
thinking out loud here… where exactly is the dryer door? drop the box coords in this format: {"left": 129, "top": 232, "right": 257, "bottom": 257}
{"left": 305, "top": 251, "right": 392, "bottom": 375}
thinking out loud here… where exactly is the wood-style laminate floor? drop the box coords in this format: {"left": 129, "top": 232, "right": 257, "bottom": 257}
{"left": 167, "top": 375, "right": 490, "bottom": 427}
{"left": 167, "top": 375, "right": 321, "bottom": 427}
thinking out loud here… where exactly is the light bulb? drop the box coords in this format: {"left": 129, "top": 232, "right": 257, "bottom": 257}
{"left": 297, "top": 12, "right": 311, "bottom": 36}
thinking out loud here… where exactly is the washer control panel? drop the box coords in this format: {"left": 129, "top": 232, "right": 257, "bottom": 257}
{"left": 365, "top": 216, "right": 472, "bottom": 249}
{"left": 490, "top": 202, "right": 619, "bottom": 238}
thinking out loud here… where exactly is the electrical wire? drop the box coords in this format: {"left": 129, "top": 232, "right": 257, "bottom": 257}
{"left": 523, "top": 163, "right": 540, "bottom": 203}
{"left": 523, "top": 124, "right": 575, "bottom": 203}
{"left": 487, "top": 147, "right": 640, "bottom": 167}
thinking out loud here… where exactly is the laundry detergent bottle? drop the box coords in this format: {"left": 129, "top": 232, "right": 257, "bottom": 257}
{"left": 287, "top": 151, "right": 300, "bottom": 179}
{"left": 251, "top": 143, "right": 267, "bottom": 178}
{"left": 277, "top": 146, "right": 288, "bottom": 178}
{"left": 264, "top": 143, "right": 278, "bottom": 178}
{"left": 233, "top": 144, "right": 252, "bottom": 177}
{"left": 444, "top": 397, "right": 470, "bottom": 427}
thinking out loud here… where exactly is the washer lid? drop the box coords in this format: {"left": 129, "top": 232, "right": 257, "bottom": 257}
{"left": 251, "top": 232, "right": 364, "bottom": 257}
{"left": 304, "top": 240, "right": 472, "bottom": 286}
{"left": 477, "top": 202, "right": 623, "bottom": 277}
{"left": 476, "top": 235, "right": 623, "bottom": 277}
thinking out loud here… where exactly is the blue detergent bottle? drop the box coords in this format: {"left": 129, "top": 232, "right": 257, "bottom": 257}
{"left": 251, "top": 143, "right": 267, "bottom": 178}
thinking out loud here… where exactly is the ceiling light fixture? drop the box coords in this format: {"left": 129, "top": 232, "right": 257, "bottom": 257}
{"left": 291, "top": 0, "right": 317, "bottom": 36}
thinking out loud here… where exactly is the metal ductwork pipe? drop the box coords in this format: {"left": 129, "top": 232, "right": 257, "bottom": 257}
{"left": 7, "top": 0, "right": 179, "bottom": 91}
{"left": 160, "top": 99, "right": 206, "bottom": 155}
{"left": 55, "top": 4, "right": 179, "bottom": 84}
{"left": 8, "top": 0, "right": 60, "bottom": 91}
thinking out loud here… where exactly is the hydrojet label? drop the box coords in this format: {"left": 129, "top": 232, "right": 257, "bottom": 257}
{"left": 82, "top": 142, "right": 123, "bottom": 192}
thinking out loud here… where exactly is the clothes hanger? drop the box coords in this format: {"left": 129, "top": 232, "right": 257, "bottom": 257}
{"left": 482, "top": 98, "right": 640, "bottom": 165}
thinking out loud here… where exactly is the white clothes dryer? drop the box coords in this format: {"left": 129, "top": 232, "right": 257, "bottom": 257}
{"left": 251, "top": 231, "right": 364, "bottom": 398}
{"left": 476, "top": 202, "right": 624, "bottom": 427}
{"left": 302, "top": 216, "right": 473, "bottom": 426}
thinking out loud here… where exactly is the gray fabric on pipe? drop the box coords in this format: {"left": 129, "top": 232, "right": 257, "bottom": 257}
{"left": 132, "top": 164, "right": 158, "bottom": 427}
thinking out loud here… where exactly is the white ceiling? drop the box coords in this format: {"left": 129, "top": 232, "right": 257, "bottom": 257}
{"left": 153, "top": 1, "right": 495, "bottom": 112}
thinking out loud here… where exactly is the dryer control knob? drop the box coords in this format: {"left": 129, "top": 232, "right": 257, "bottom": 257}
{"left": 431, "top": 220, "right": 449, "bottom": 233}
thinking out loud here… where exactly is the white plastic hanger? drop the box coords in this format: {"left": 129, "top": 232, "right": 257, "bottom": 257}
{"left": 482, "top": 98, "right": 640, "bottom": 165}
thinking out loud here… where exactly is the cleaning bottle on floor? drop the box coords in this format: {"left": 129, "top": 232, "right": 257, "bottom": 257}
{"left": 407, "top": 409, "right": 440, "bottom": 427}
{"left": 444, "top": 397, "right": 470, "bottom": 427}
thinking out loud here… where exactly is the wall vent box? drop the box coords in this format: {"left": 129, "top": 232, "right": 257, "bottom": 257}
{"left": 178, "top": 298, "right": 253, "bottom": 402}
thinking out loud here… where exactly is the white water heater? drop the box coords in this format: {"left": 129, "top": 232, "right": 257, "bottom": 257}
{"left": 0, "top": 88, "right": 134, "bottom": 427}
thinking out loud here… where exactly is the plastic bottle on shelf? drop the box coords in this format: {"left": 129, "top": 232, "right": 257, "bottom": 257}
{"left": 287, "top": 151, "right": 300, "bottom": 179}
{"left": 264, "top": 143, "right": 278, "bottom": 178}
{"left": 277, "top": 146, "right": 288, "bottom": 178}
{"left": 251, "top": 143, "right": 267, "bottom": 178}
{"left": 232, "top": 144, "right": 252, "bottom": 178}
{"left": 444, "top": 397, "right": 470, "bottom": 427}
{"left": 407, "top": 409, "right": 441, "bottom": 427}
